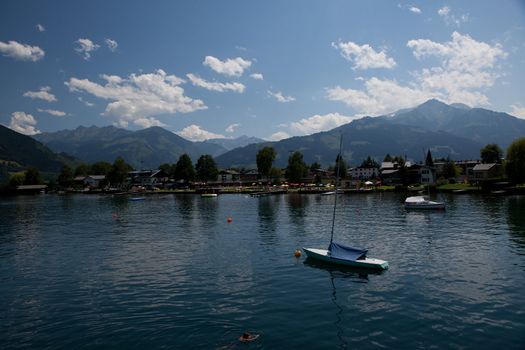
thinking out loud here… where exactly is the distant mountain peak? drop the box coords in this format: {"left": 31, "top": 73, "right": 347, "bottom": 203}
{"left": 450, "top": 103, "right": 471, "bottom": 110}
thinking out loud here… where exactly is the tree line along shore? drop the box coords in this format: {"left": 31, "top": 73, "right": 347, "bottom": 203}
{"left": 2, "top": 138, "right": 525, "bottom": 195}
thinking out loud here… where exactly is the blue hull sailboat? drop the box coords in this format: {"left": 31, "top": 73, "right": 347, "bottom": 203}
{"left": 303, "top": 136, "right": 388, "bottom": 270}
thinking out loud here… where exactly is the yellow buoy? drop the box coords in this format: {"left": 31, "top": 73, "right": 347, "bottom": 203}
{"left": 294, "top": 249, "right": 302, "bottom": 257}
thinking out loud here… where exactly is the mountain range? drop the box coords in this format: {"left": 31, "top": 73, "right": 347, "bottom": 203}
{"left": 216, "top": 99, "right": 525, "bottom": 167}
{"left": 2, "top": 99, "right": 524, "bottom": 178}
{"left": 33, "top": 126, "right": 264, "bottom": 169}
{"left": 0, "top": 124, "right": 74, "bottom": 182}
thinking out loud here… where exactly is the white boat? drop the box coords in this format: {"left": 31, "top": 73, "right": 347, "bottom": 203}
{"left": 201, "top": 193, "right": 218, "bottom": 198}
{"left": 303, "top": 247, "right": 389, "bottom": 270}
{"left": 303, "top": 135, "right": 388, "bottom": 271}
{"left": 404, "top": 195, "right": 445, "bottom": 210}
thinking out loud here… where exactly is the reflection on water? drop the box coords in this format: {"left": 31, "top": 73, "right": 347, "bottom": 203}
{"left": 1, "top": 193, "right": 524, "bottom": 349}
{"left": 257, "top": 196, "right": 279, "bottom": 245}
{"left": 507, "top": 196, "right": 525, "bottom": 249}
{"left": 286, "top": 194, "right": 309, "bottom": 228}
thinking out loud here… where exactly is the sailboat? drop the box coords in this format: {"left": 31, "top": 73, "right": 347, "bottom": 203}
{"left": 303, "top": 136, "right": 389, "bottom": 270}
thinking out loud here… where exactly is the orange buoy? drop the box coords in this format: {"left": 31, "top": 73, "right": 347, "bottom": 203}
{"left": 294, "top": 249, "right": 302, "bottom": 257}
{"left": 227, "top": 217, "right": 233, "bottom": 223}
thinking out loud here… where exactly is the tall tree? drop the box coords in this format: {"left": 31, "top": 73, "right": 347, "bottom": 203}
{"left": 74, "top": 163, "right": 91, "bottom": 177}
{"left": 174, "top": 154, "right": 195, "bottom": 182}
{"left": 91, "top": 161, "right": 112, "bottom": 175}
{"left": 425, "top": 150, "right": 434, "bottom": 167}
{"left": 195, "top": 154, "right": 218, "bottom": 182}
{"left": 286, "top": 151, "right": 308, "bottom": 183}
{"left": 310, "top": 162, "right": 321, "bottom": 172}
{"left": 107, "top": 157, "right": 133, "bottom": 187}
{"left": 335, "top": 154, "right": 347, "bottom": 179}
{"left": 441, "top": 157, "right": 459, "bottom": 179}
{"left": 480, "top": 143, "right": 503, "bottom": 164}
{"left": 360, "top": 156, "right": 379, "bottom": 168}
{"left": 57, "top": 165, "right": 74, "bottom": 188}
{"left": 159, "top": 163, "right": 176, "bottom": 178}
{"left": 256, "top": 147, "right": 276, "bottom": 179}
{"left": 506, "top": 137, "right": 525, "bottom": 184}
{"left": 383, "top": 154, "right": 393, "bottom": 162}
{"left": 23, "top": 167, "right": 42, "bottom": 185}
{"left": 8, "top": 173, "right": 25, "bottom": 188}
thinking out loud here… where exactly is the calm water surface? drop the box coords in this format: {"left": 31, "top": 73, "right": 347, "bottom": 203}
{"left": 1, "top": 193, "right": 524, "bottom": 349}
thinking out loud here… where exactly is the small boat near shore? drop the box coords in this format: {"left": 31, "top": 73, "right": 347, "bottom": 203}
{"left": 404, "top": 196, "right": 445, "bottom": 210}
{"left": 201, "top": 193, "right": 218, "bottom": 198}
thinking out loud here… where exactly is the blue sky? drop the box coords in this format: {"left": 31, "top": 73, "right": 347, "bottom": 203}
{"left": 1, "top": 1, "right": 524, "bottom": 141}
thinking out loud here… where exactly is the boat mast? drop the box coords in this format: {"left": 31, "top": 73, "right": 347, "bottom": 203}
{"left": 329, "top": 135, "right": 343, "bottom": 246}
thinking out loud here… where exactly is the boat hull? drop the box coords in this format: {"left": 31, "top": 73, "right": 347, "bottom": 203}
{"left": 404, "top": 203, "right": 445, "bottom": 210}
{"left": 302, "top": 248, "right": 389, "bottom": 270}
{"left": 404, "top": 196, "right": 445, "bottom": 210}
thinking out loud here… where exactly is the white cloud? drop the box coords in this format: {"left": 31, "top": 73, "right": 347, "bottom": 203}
{"left": 78, "top": 96, "right": 94, "bottom": 107}
{"left": 134, "top": 117, "right": 166, "bottom": 128}
{"left": 9, "top": 112, "right": 40, "bottom": 135}
{"left": 176, "top": 124, "right": 225, "bottom": 141}
{"left": 66, "top": 69, "right": 207, "bottom": 128}
{"left": 332, "top": 41, "right": 396, "bottom": 70}
{"left": 268, "top": 131, "right": 290, "bottom": 141}
{"left": 327, "top": 32, "right": 507, "bottom": 115}
{"left": 510, "top": 104, "right": 525, "bottom": 119}
{"left": 267, "top": 90, "right": 295, "bottom": 103}
{"left": 290, "top": 112, "right": 359, "bottom": 135}
{"left": 105, "top": 38, "right": 118, "bottom": 52}
{"left": 37, "top": 108, "right": 67, "bottom": 117}
{"left": 186, "top": 73, "right": 245, "bottom": 93}
{"left": 438, "top": 6, "right": 450, "bottom": 16}
{"left": 75, "top": 38, "right": 100, "bottom": 60}
{"left": 327, "top": 79, "right": 437, "bottom": 116}
{"left": 409, "top": 7, "right": 421, "bottom": 14}
{"left": 437, "top": 6, "right": 468, "bottom": 26}
{"left": 250, "top": 73, "right": 264, "bottom": 80}
{"left": 36, "top": 24, "right": 45, "bottom": 32}
{"left": 203, "top": 56, "right": 252, "bottom": 77}
{"left": 225, "top": 123, "right": 240, "bottom": 133}
{"left": 23, "top": 86, "right": 57, "bottom": 102}
{"left": 0, "top": 40, "right": 44, "bottom": 61}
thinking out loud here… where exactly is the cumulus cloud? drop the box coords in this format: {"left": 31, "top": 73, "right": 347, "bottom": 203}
{"left": 186, "top": 73, "right": 245, "bottom": 93}
{"left": 9, "top": 112, "right": 40, "bottom": 135}
{"left": 290, "top": 112, "right": 359, "bottom": 135}
{"left": 176, "top": 124, "right": 225, "bottom": 141}
{"left": 438, "top": 6, "right": 468, "bottom": 26}
{"left": 37, "top": 108, "right": 67, "bottom": 117}
{"left": 327, "top": 32, "right": 507, "bottom": 115}
{"left": 36, "top": 24, "right": 45, "bottom": 32}
{"left": 203, "top": 56, "right": 251, "bottom": 77}
{"left": 75, "top": 38, "right": 100, "bottom": 60}
{"left": 225, "top": 123, "right": 240, "bottom": 133}
{"left": 78, "top": 96, "right": 94, "bottom": 107}
{"left": 250, "top": 73, "right": 264, "bottom": 80}
{"left": 23, "top": 86, "right": 57, "bottom": 102}
{"left": 409, "top": 7, "right": 422, "bottom": 14}
{"left": 332, "top": 41, "right": 396, "bottom": 70}
{"left": 0, "top": 40, "right": 45, "bottom": 61}
{"left": 105, "top": 38, "right": 118, "bottom": 52}
{"left": 65, "top": 69, "right": 207, "bottom": 128}
{"left": 267, "top": 90, "right": 295, "bottom": 103}
{"left": 268, "top": 131, "right": 290, "bottom": 141}
{"left": 510, "top": 104, "right": 525, "bottom": 119}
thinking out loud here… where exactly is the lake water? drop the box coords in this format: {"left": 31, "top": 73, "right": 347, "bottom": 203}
{"left": 1, "top": 193, "right": 524, "bottom": 349}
